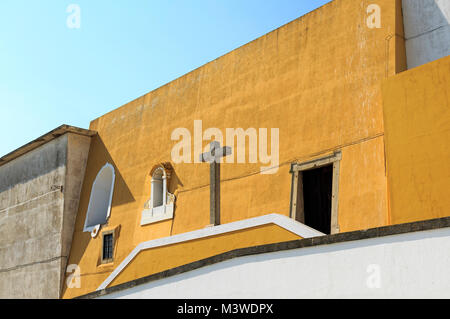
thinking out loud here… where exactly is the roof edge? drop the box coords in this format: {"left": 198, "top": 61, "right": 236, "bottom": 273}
{"left": 0, "top": 125, "right": 97, "bottom": 168}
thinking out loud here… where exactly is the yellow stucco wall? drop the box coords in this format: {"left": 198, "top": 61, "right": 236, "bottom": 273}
{"left": 63, "top": 0, "right": 407, "bottom": 298}
{"left": 109, "top": 224, "right": 301, "bottom": 289}
{"left": 383, "top": 55, "right": 450, "bottom": 225}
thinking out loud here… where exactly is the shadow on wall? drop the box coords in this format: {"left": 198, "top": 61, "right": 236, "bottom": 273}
{"left": 403, "top": 0, "right": 449, "bottom": 38}
{"left": 169, "top": 165, "right": 184, "bottom": 233}
{"left": 402, "top": 0, "right": 450, "bottom": 68}
{"left": 169, "top": 167, "right": 184, "bottom": 196}
{"left": 85, "top": 134, "right": 135, "bottom": 208}
{"left": 62, "top": 134, "right": 135, "bottom": 296}
{"left": 0, "top": 136, "right": 67, "bottom": 194}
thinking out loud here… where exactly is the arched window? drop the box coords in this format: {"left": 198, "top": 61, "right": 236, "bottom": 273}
{"left": 150, "top": 167, "right": 166, "bottom": 210}
{"left": 141, "top": 163, "right": 175, "bottom": 226}
{"left": 84, "top": 163, "right": 115, "bottom": 234}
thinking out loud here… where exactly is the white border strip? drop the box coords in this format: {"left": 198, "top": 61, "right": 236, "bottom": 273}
{"left": 97, "top": 213, "right": 324, "bottom": 290}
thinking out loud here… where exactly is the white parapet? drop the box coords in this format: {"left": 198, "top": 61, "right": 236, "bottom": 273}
{"left": 98, "top": 225, "right": 450, "bottom": 299}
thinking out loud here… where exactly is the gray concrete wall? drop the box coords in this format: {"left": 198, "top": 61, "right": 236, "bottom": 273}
{"left": 402, "top": 0, "right": 450, "bottom": 69}
{"left": 59, "top": 134, "right": 91, "bottom": 296}
{"left": 0, "top": 133, "right": 91, "bottom": 298}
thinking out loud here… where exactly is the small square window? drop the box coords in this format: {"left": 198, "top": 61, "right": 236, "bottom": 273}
{"left": 102, "top": 232, "right": 114, "bottom": 263}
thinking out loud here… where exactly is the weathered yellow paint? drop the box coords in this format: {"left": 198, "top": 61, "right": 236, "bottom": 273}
{"left": 338, "top": 136, "right": 389, "bottom": 232}
{"left": 109, "top": 224, "right": 301, "bottom": 289}
{"left": 63, "top": 0, "right": 408, "bottom": 298}
{"left": 383, "top": 55, "right": 450, "bottom": 225}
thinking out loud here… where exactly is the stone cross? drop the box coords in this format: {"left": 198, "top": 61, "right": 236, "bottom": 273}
{"left": 200, "top": 141, "right": 232, "bottom": 226}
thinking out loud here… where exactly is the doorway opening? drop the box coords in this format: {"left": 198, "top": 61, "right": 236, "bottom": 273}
{"left": 302, "top": 165, "right": 333, "bottom": 235}
{"left": 290, "top": 152, "right": 341, "bottom": 235}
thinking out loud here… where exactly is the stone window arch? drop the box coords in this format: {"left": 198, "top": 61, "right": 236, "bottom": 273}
{"left": 84, "top": 163, "right": 115, "bottom": 236}
{"left": 141, "top": 163, "right": 175, "bottom": 226}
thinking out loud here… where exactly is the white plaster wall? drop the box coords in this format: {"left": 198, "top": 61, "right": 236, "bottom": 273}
{"left": 101, "top": 227, "right": 450, "bottom": 299}
{"left": 402, "top": 0, "right": 450, "bottom": 69}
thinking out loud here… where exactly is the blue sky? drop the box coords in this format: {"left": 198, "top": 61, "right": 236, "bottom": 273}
{"left": 0, "top": 0, "right": 331, "bottom": 157}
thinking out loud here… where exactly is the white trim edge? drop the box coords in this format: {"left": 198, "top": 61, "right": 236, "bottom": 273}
{"left": 141, "top": 204, "right": 175, "bottom": 226}
{"left": 97, "top": 213, "right": 324, "bottom": 290}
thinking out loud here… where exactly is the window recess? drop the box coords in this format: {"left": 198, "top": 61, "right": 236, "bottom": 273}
{"left": 290, "top": 151, "right": 341, "bottom": 235}
{"left": 101, "top": 231, "right": 115, "bottom": 264}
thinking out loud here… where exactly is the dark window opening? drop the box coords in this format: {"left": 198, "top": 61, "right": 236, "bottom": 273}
{"left": 102, "top": 233, "right": 114, "bottom": 262}
{"left": 302, "top": 165, "right": 333, "bottom": 235}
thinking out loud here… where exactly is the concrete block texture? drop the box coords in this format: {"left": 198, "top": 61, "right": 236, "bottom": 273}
{"left": 0, "top": 133, "right": 91, "bottom": 298}
{"left": 59, "top": 134, "right": 91, "bottom": 296}
{"left": 0, "top": 258, "right": 64, "bottom": 299}
{"left": 402, "top": 0, "right": 450, "bottom": 68}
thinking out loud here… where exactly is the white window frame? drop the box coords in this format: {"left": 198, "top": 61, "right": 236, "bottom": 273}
{"left": 141, "top": 166, "right": 175, "bottom": 226}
